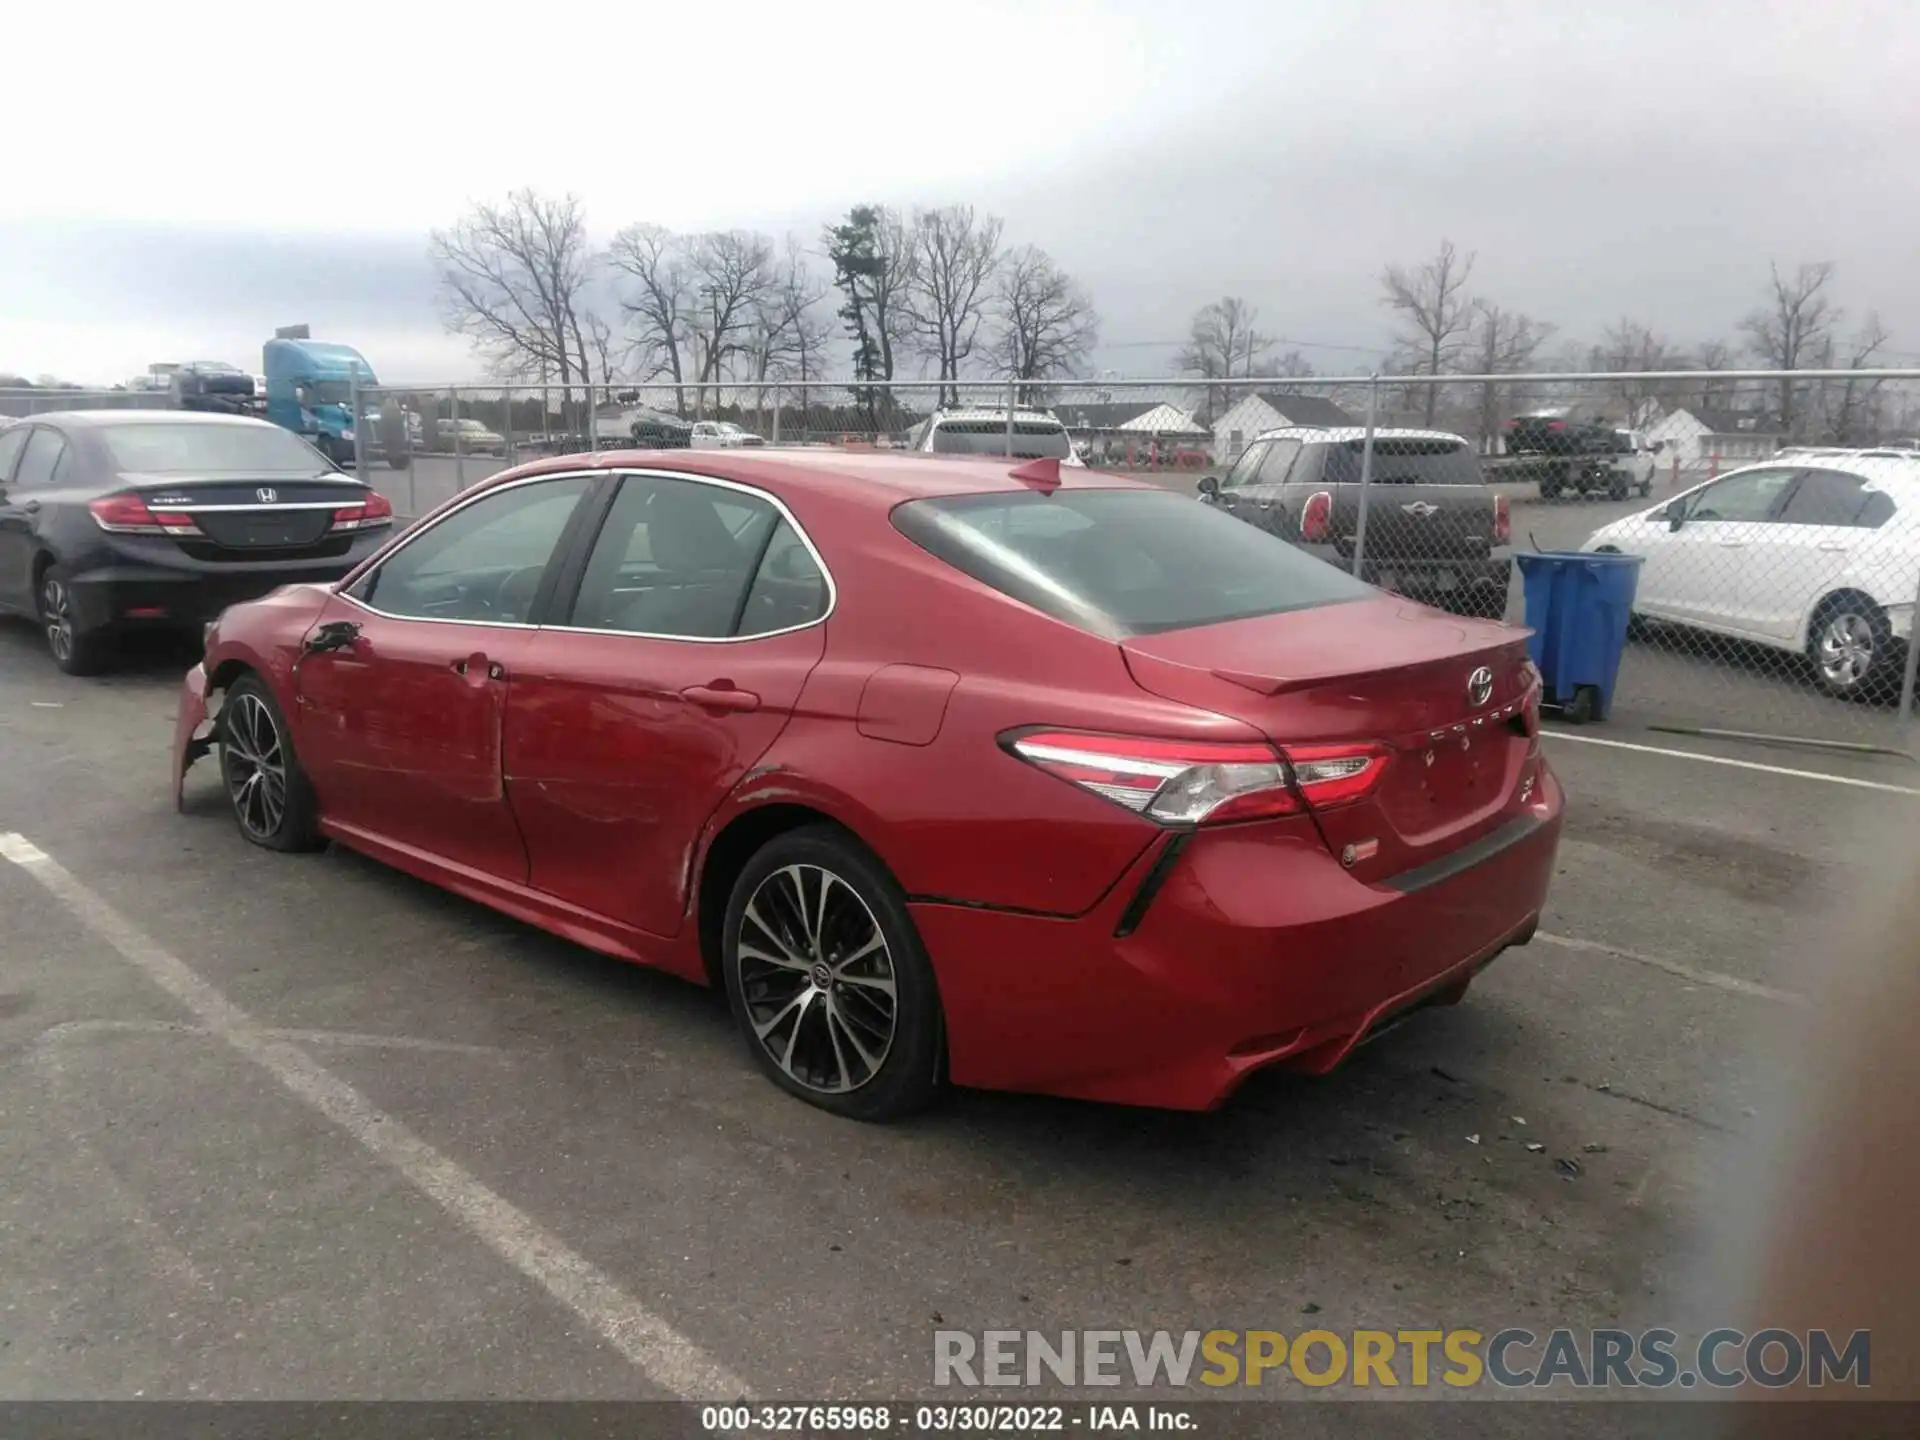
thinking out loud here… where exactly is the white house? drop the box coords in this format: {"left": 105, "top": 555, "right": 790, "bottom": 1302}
{"left": 1641, "top": 408, "right": 1781, "bottom": 470}
{"left": 1211, "top": 393, "right": 1359, "bottom": 463}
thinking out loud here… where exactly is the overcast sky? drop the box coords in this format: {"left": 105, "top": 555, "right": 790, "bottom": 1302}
{"left": 6, "top": 0, "right": 1917, "bottom": 386}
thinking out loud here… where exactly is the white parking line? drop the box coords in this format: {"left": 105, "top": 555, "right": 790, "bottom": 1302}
{"left": 1545, "top": 730, "right": 1920, "bottom": 796}
{"left": 0, "top": 830, "right": 745, "bottom": 1401}
{"left": 1535, "top": 930, "right": 1809, "bottom": 1007}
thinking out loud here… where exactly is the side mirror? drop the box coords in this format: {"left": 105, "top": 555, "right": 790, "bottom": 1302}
{"left": 1196, "top": 475, "right": 1220, "bottom": 500}
{"left": 1649, "top": 440, "right": 1666, "bottom": 455}
{"left": 303, "top": 619, "right": 361, "bottom": 655}
{"left": 1664, "top": 500, "right": 1687, "bottom": 531}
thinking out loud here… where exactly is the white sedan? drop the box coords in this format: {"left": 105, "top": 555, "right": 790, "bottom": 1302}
{"left": 689, "top": 421, "right": 766, "bottom": 449}
{"left": 1581, "top": 450, "right": 1920, "bottom": 698}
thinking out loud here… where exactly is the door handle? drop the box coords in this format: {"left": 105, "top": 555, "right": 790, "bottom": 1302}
{"left": 452, "top": 655, "right": 507, "bottom": 681}
{"left": 681, "top": 682, "right": 761, "bottom": 713}
{"left": 1817, "top": 543, "right": 1849, "bottom": 553}
{"left": 1715, "top": 541, "right": 1748, "bottom": 549}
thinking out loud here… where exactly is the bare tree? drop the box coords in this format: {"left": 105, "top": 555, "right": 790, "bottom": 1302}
{"left": 430, "top": 189, "right": 600, "bottom": 425}
{"left": 744, "top": 240, "right": 832, "bottom": 386}
{"left": 1589, "top": 318, "right": 1689, "bottom": 425}
{"left": 683, "top": 230, "right": 776, "bottom": 414}
{"left": 1176, "top": 297, "right": 1273, "bottom": 418}
{"left": 1380, "top": 239, "right": 1477, "bottom": 424}
{"left": 902, "top": 205, "right": 1004, "bottom": 405}
{"left": 605, "top": 223, "right": 693, "bottom": 410}
{"left": 1469, "top": 301, "right": 1554, "bottom": 447}
{"left": 1811, "top": 313, "right": 1893, "bottom": 445}
{"left": 1687, "top": 338, "right": 1738, "bottom": 415}
{"left": 989, "top": 245, "right": 1098, "bottom": 400}
{"left": 1740, "top": 261, "right": 1838, "bottom": 439}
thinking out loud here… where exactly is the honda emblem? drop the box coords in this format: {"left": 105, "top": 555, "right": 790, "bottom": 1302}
{"left": 1467, "top": 666, "right": 1494, "bottom": 707}
{"left": 256, "top": 487, "right": 278, "bottom": 503}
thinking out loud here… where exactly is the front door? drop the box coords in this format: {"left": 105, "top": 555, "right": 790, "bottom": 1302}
{"left": 503, "top": 472, "right": 831, "bottom": 936}
{"left": 1657, "top": 467, "right": 1800, "bottom": 630}
{"left": 291, "top": 472, "right": 595, "bottom": 881}
{"left": 0, "top": 425, "right": 38, "bottom": 612}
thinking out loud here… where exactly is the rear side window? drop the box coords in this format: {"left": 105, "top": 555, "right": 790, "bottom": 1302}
{"left": 893, "top": 488, "right": 1372, "bottom": 639}
{"left": 930, "top": 421, "right": 1071, "bottom": 460}
{"left": 1779, "top": 469, "right": 1893, "bottom": 528}
{"left": 0, "top": 426, "right": 30, "bottom": 483}
{"left": 1321, "top": 439, "right": 1481, "bottom": 485}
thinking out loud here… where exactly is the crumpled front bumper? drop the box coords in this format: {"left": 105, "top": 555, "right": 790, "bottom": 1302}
{"left": 172, "top": 662, "right": 216, "bottom": 811}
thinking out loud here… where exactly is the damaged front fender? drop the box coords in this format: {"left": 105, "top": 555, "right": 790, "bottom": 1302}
{"left": 172, "top": 662, "right": 218, "bottom": 812}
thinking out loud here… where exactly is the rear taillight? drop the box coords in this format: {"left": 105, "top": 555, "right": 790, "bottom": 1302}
{"left": 89, "top": 492, "right": 199, "bottom": 536}
{"left": 1547, "top": 420, "right": 1566, "bottom": 432}
{"left": 1493, "top": 492, "right": 1510, "bottom": 545}
{"left": 1006, "top": 731, "right": 1390, "bottom": 826}
{"left": 329, "top": 490, "right": 394, "bottom": 532}
{"left": 1300, "top": 490, "right": 1333, "bottom": 542}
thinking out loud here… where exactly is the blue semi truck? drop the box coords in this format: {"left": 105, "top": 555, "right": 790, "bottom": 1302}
{"left": 261, "top": 336, "right": 378, "bottom": 468}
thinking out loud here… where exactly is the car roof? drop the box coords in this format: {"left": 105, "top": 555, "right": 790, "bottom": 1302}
{"left": 929, "top": 408, "right": 1063, "bottom": 425}
{"left": 14, "top": 409, "right": 285, "bottom": 431}
{"left": 1726, "top": 451, "right": 1920, "bottom": 488}
{"left": 480, "top": 446, "right": 1159, "bottom": 504}
{"left": 1252, "top": 425, "right": 1470, "bottom": 447}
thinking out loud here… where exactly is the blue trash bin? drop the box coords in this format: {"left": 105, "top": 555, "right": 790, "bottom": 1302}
{"left": 1513, "top": 551, "right": 1644, "bottom": 723}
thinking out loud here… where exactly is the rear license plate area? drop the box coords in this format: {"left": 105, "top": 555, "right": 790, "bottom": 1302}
{"left": 1378, "top": 568, "right": 1457, "bottom": 594}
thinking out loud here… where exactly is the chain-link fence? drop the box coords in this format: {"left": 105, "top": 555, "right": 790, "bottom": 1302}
{"left": 28, "top": 365, "right": 1919, "bottom": 757}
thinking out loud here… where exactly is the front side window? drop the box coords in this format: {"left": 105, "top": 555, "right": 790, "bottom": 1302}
{"left": 893, "top": 488, "right": 1373, "bottom": 639}
{"left": 353, "top": 475, "right": 591, "bottom": 624}
{"left": 1221, "top": 441, "right": 1267, "bottom": 489}
{"left": 0, "top": 426, "right": 31, "bottom": 483}
{"left": 1256, "top": 438, "right": 1304, "bottom": 485}
{"left": 567, "top": 475, "right": 825, "bottom": 639}
{"left": 1683, "top": 468, "right": 1799, "bottom": 524}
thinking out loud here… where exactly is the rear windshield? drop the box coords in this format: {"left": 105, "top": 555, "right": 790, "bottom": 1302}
{"left": 892, "top": 488, "right": 1372, "bottom": 639}
{"left": 931, "top": 421, "right": 1072, "bottom": 460}
{"left": 1322, "top": 439, "right": 1482, "bottom": 486}
{"left": 102, "top": 422, "right": 330, "bottom": 473}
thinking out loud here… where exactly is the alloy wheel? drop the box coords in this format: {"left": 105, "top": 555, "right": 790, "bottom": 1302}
{"left": 1816, "top": 611, "right": 1876, "bottom": 690}
{"left": 41, "top": 577, "right": 73, "bottom": 664}
{"left": 221, "top": 692, "right": 289, "bottom": 841}
{"left": 735, "top": 863, "right": 898, "bottom": 1095}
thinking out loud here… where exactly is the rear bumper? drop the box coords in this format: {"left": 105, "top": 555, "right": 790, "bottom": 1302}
{"left": 67, "top": 557, "right": 367, "bottom": 633}
{"left": 916, "top": 764, "right": 1564, "bottom": 1110}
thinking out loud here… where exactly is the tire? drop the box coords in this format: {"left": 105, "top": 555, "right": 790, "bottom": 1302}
{"left": 386, "top": 452, "right": 409, "bottom": 471}
{"left": 722, "top": 825, "right": 944, "bottom": 1121}
{"left": 37, "top": 565, "right": 112, "bottom": 676}
{"left": 1607, "top": 477, "right": 1629, "bottom": 502}
{"left": 1539, "top": 479, "right": 1562, "bottom": 501}
{"left": 216, "top": 674, "right": 324, "bottom": 851}
{"left": 1807, "top": 594, "right": 1894, "bottom": 701}
{"left": 1563, "top": 684, "right": 1599, "bottom": 724}
{"left": 1638, "top": 480, "right": 1653, "bottom": 497}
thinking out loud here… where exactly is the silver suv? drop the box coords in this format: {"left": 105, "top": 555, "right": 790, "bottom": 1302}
{"left": 904, "top": 407, "right": 1084, "bottom": 465}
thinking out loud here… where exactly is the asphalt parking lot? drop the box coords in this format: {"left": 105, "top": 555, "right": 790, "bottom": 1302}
{"left": 0, "top": 603, "right": 1910, "bottom": 1400}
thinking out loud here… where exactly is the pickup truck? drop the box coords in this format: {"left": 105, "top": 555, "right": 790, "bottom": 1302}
{"left": 1504, "top": 409, "right": 1616, "bottom": 457}
{"left": 1199, "top": 426, "right": 1510, "bottom": 619}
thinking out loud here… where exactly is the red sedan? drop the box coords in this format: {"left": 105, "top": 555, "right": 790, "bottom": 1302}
{"left": 173, "top": 449, "right": 1562, "bottom": 1120}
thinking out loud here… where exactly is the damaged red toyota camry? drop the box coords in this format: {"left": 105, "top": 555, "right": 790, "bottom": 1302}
{"left": 173, "top": 449, "right": 1562, "bottom": 1120}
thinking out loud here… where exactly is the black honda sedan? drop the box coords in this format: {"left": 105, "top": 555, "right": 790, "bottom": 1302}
{"left": 0, "top": 411, "right": 395, "bottom": 674}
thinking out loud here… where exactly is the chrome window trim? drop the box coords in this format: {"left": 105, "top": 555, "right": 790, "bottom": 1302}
{"left": 337, "top": 466, "right": 838, "bottom": 644}
{"left": 540, "top": 465, "right": 838, "bottom": 645}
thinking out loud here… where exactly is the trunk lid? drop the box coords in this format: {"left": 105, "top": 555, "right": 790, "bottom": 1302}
{"left": 1332, "top": 483, "right": 1495, "bottom": 568}
{"left": 120, "top": 472, "right": 370, "bottom": 556}
{"left": 1121, "top": 595, "right": 1540, "bottom": 883}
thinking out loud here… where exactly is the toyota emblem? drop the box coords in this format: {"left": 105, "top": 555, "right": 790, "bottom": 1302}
{"left": 1467, "top": 666, "right": 1494, "bottom": 707}
{"left": 256, "top": 486, "right": 278, "bottom": 503}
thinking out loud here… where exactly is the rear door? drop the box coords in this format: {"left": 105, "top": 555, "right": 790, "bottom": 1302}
{"left": 1742, "top": 468, "right": 1890, "bottom": 642}
{"left": 0, "top": 425, "right": 40, "bottom": 611}
{"left": 503, "top": 472, "right": 830, "bottom": 936}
